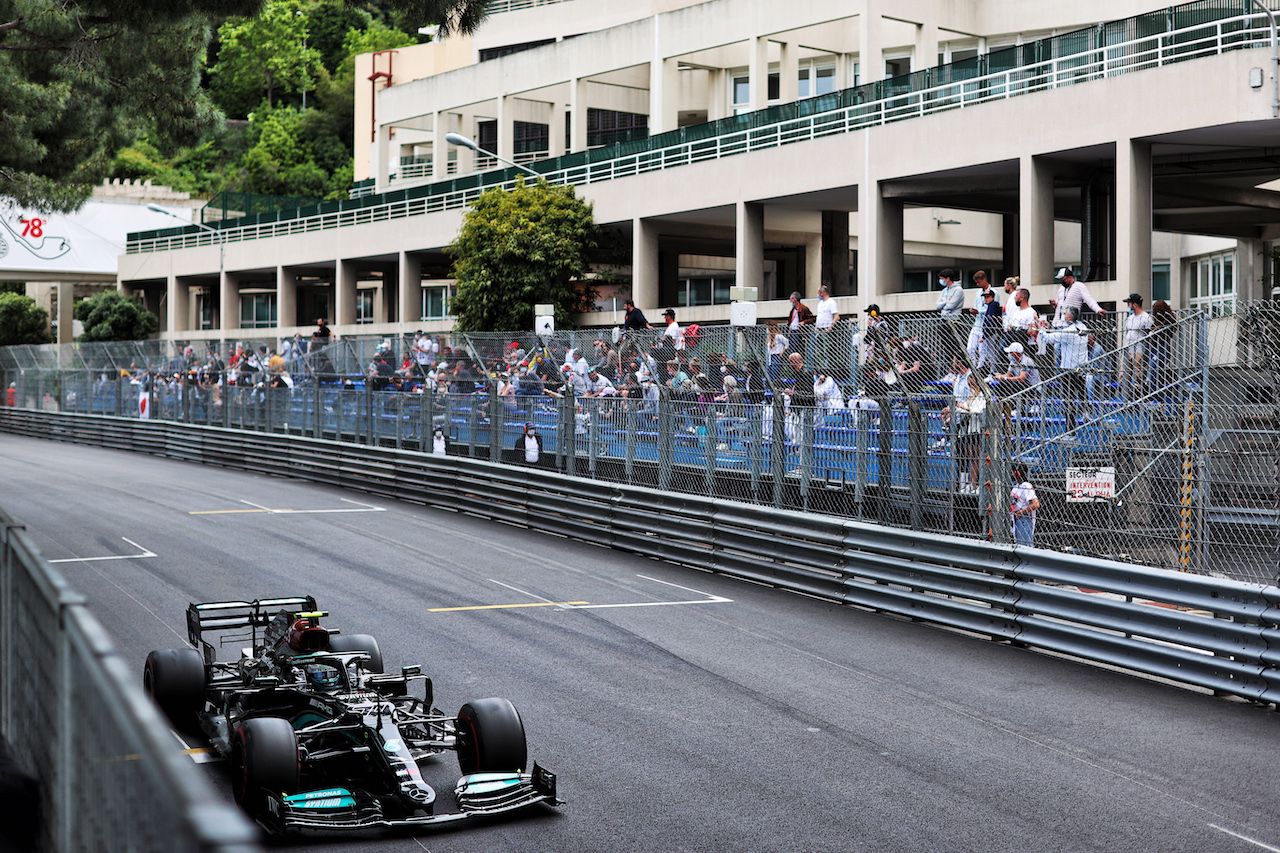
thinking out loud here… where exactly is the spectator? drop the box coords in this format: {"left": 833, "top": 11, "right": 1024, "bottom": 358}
{"left": 965, "top": 271, "right": 996, "bottom": 367}
{"left": 584, "top": 367, "right": 616, "bottom": 398}
{"left": 1147, "top": 300, "right": 1176, "bottom": 394}
{"left": 787, "top": 291, "right": 815, "bottom": 330}
{"left": 1123, "top": 293, "right": 1153, "bottom": 396}
{"left": 1003, "top": 287, "right": 1038, "bottom": 349}
{"left": 1010, "top": 467, "right": 1041, "bottom": 547}
{"left": 814, "top": 371, "right": 845, "bottom": 424}
{"left": 813, "top": 285, "right": 840, "bottom": 371}
{"left": 412, "top": 331, "right": 436, "bottom": 380}
{"left": 1039, "top": 307, "right": 1089, "bottom": 423}
{"left": 621, "top": 299, "right": 650, "bottom": 330}
{"left": 1085, "top": 332, "right": 1110, "bottom": 400}
{"left": 661, "top": 308, "right": 685, "bottom": 350}
{"left": 990, "top": 342, "right": 1040, "bottom": 396}
{"left": 766, "top": 322, "right": 789, "bottom": 383}
{"left": 934, "top": 267, "right": 964, "bottom": 319}
{"left": 1050, "top": 267, "right": 1105, "bottom": 327}
{"left": 514, "top": 422, "right": 542, "bottom": 464}
{"left": 785, "top": 352, "right": 816, "bottom": 410}
{"left": 955, "top": 372, "right": 987, "bottom": 493}
{"left": 979, "top": 287, "right": 1003, "bottom": 370}
{"left": 431, "top": 426, "right": 449, "bottom": 456}
{"left": 312, "top": 318, "right": 332, "bottom": 347}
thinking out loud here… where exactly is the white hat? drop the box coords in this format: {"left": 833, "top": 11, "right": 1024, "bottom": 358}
{"left": 1004, "top": 342, "right": 1024, "bottom": 354}
{"left": 1054, "top": 267, "right": 1073, "bottom": 280}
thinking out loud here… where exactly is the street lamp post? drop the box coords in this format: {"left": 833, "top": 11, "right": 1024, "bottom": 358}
{"left": 445, "top": 132, "right": 540, "bottom": 177}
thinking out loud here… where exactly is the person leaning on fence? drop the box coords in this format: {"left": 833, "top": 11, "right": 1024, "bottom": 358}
{"left": 1050, "top": 267, "right": 1105, "bottom": 327}
{"left": 1039, "top": 307, "right": 1089, "bottom": 422}
{"left": 1010, "top": 467, "right": 1041, "bottom": 547}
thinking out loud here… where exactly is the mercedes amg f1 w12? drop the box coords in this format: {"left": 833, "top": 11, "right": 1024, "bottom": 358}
{"left": 143, "top": 596, "right": 559, "bottom": 833}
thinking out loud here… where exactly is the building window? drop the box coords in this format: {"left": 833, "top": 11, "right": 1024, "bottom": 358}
{"left": 513, "top": 121, "right": 548, "bottom": 157}
{"left": 798, "top": 63, "right": 836, "bottom": 98}
{"left": 586, "top": 108, "right": 648, "bottom": 147}
{"left": 676, "top": 276, "right": 734, "bottom": 308}
{"left": 196, "top": 292, "right": 215, "bottom": 330}
{"left": 239, "top": 292, "right": 276, "bottom": 329}
{"left": 478, "top": 39, "right": 555, "bottom": 62}
{"left": 1152, "top": 262, "right": 1171, "bottom": 302}
{"left": 421, "top": 284, "right": 453, "bottom": 320}
{"left": 1188, "top": 252, "right": 1235, "bottom": 317}
{"left": 355, "top": 290, "right": 374, "bottom": 324}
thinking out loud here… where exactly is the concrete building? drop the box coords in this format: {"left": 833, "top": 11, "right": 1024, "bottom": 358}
{"left": 121, "top": 0, "right": 1280, "bottom": 346}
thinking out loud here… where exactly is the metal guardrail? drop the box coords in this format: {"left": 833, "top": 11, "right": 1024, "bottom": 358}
{"left": 127, "top": 1, "right": 1265, "bottom": 254}
{"left": 4, "top": 409, "right": 1279, "bottom": 706}
{"left": 0, "top": 508, "right": 261, "bottom": 852}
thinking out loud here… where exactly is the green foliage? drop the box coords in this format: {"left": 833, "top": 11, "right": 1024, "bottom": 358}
{"left": 74, "top": 292, "right": 159, "bottom": 343}
{"left": 449, "top": 180, "right": 599, "bottom": 332}
{"left": 0, "top": 0, "right": 263, "bottom": 212}
{"left": 0, "top": 293, "right": 50, "bottom": 346}
{"left": 211, "top": 0, "right": 325, "bottom": 117}
{"left": 307, "top": 1, "right": 371, "bottom": 72}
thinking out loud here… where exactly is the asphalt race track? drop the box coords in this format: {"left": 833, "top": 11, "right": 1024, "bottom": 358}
{"left": 4, "top": 433, "right": 1280, "bottom": 853}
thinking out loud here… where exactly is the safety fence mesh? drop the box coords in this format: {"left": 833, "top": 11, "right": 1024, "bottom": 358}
{"left": 3, "top": 304, "right": 1278, "bottom": 582}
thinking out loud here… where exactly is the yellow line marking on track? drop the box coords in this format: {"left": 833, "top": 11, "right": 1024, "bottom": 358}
{"left": 429, "top": 601, "right": 589, "bottom": 612}
{"left": 181, "top": 747, "right": 213, "bottom": 755}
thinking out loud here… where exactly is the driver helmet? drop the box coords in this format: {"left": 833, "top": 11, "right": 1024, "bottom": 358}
{"left": 285, "top": 617, "right": 330, "bottom": 653}
{"left": 305, "top": 663, "right": 340, "bottom": 691}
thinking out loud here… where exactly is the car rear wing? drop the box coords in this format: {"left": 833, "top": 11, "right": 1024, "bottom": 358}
{"left": 187, "top": 596, "right": 318, "bottom": 662}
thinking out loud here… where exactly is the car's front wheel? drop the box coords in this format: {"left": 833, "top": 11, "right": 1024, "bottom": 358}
{"left": 231, "top": 717, "right": 299, "bottom": 815}
{"left": 143, "top": 648, "right": 205, "bottom": 731}
{"left": 456, "top": 697, "right": 527, "bottom": 775}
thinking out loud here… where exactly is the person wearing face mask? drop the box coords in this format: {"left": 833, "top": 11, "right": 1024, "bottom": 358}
{"left": 431, "top": 426, "right": 449, "bottom": 456}
{"left": 514, "top": 421, "right": 542, "bottom": 464}
{"left": 1123, "top": 293, "right": 1153, "bottom": 398}
{"left": 934, "top": 268, "right": 964, "bottom": 319}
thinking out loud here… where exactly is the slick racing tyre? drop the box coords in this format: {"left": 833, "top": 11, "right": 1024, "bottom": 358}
{"left": 456, "top": 698, "right": 527, "bottom": 776}
{"left": 231, "top": 717, "right": 299, "bottom": 815}
{"left": 143, "top": 648, "right": 206, "bottom": 731}
{"left": 327, "top": 632, "right": 384, "bottom": 673}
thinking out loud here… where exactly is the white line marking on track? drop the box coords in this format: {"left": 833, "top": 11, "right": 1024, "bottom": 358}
{"left": 48, "top": 537, "right": 156, "bottom": 563}
{"left": 486, "top": 574, "right": 731, "bottom": 611}
{"left": 1210, "top": 825, "right": 1280, "bottom": 852}
{"left": 190, "top": 498, "right": 387, "bottom": 515}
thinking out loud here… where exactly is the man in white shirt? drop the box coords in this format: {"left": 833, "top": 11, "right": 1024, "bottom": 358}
{"left": 1004, "top": 287, "right": 1038, "bottom": 348}
{"left": 1040, "top": 307, "right": 1089, "bottom": 420}
{"left": 662, "top": 309, "right": 685, "bottom": 350}
{"left": 1123, "top": 293, "right": 1153, "bottom": 397}
{"left": 965, "top": 271, "right": 994, "bottom": 367}
{"left": 1050, "top": 268, "right": 1105, "bottom": 327}
{"left": 814, "top": 285, "right": 840, "bottom": 371}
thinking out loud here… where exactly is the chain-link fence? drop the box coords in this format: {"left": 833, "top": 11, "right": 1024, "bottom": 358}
{"left": 3, "top": 305, "right": 1278, "bottom": 582}
{"left": 0, "top": 509, "right": 260, "bottom": 852}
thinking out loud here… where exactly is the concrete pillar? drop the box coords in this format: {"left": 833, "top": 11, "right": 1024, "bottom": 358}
{"left": 804, "top": 236, "right": 823, "bottom": 298}
{"left": 56, "top": 281, "right": 74, "bottom": 344}
{"left": 569, "top": 78, "right": 588, "bottom": 152}
{"left": 497, "top": 94, "right": 514, "bottom": 163}
{"left": 1115, "top": 138, "right": 1153, "bottom": 300}
{"left": 735, "top": 201, "right": 764, "bottom": 295}
{"left": 399, "top": 252, "right": 423, "bottom": 324}
{"left": 167, "top": 274, "right": 188, "bottom": 336}
{"left": 276, "top": 266, "right": 298, "bottom": 331}
{"left": 633, "top": 217, "right": 661, "bottom": 310}
{"left": 376, "top": 123, "right": 392, "bottom": 188}
{"left": 549, "top": 101, "right": 566, "bottom": 158}
{"left": 779, "top": 41, "right": 798, "bottom": 103}
{"left": 709, "top": 68, "right": 726, "bottom": 121}
{"left": 650, "top": 58, "right": 680, "bottom": 134}
{"left": 1002, "top": 213, "right": 1020, "bottom": 281}
{"left": 219, "top": 271, "right": 240, "bottom": 333}
{"left": 335, "top": 259, "right": 358, "bottom": 328}
{"left": 821, "top": 210, "right": 851, "bottom": 297}
{"left": 858, "top": 175, "right": 903, "bottom": 306}
{"left": 431, "top": 111, "right": 447, "bottom": 180}
{"left": 454, "top": 113, "right": 475, "bottom": 174}
{"left": 859, "top": 2, "right": 883, "bottom": 82}
{"left": 749, "top": 35, "right": 770, "bottom": 112}
{"left": 915, "top": 21, "right": 939, "bottom": 71}
{"left": 1020, "top": 155, "right": 1056, "bottom": 289}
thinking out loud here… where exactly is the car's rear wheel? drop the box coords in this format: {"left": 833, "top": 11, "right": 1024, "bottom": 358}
{"left": 231, "top": 717, "right": 299, "bottom": 815}
{"left": 456, "top": 697, "right": 527, "bottom": 775}
{"left": 327, "top": 632, "right": 384, "bottom": 673}
{"left": 143, "top": 648, "right": 205, "bottom": 731}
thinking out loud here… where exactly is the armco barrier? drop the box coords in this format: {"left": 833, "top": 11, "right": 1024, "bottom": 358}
{"left": 0, "top": 504, "right": 260, "bottom": 852}
{"left": 4, "top": 408, "right": 1279, "bottom": 706}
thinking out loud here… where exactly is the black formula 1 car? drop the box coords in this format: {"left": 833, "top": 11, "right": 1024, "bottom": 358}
{"left": 142, "top": 596, "right": 559, "bottom": 833}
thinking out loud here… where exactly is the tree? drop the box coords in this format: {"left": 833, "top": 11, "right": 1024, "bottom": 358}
{"left": 211, "top": 0, "right": 324, "bottom": 117}
{"left": 449, "top": 179, "right": 600, "bottom": 333}
{"left": 74, "top": 291, "right": 159, "bottom": 342}
{"left": 0, "top": 293, "right": 50, "bottom": 346}
{"left": 0, "top": 0, "right": 491, "bottom": 213}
